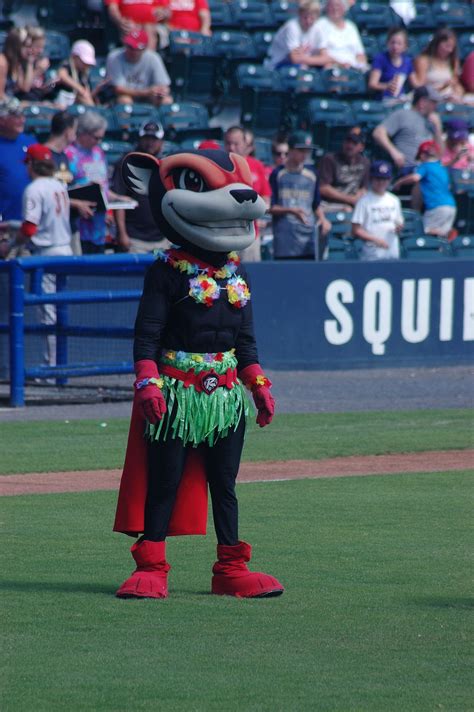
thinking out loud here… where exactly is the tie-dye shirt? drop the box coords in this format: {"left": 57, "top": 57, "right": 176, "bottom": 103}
{"left": 65, "top": 143, "right": 109, "bottom": 245}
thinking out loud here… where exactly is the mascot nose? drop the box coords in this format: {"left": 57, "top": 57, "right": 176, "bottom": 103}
{"left": 230, "top": 189, "right": 258, "bottom": 204}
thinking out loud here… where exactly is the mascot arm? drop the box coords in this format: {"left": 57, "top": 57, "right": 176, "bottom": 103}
{"left": 134, "top": 359, "right": 167, "bottom": 424}
{"left": 134, "top": 262, "right": 173, "bottom": 363}
{"left": 239, "top": 364, "right": 275, "bottom": 428}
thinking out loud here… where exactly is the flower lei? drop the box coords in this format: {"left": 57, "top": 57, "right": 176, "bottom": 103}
{"left": 156, "top": 249, "right": 251, "bottom": 308}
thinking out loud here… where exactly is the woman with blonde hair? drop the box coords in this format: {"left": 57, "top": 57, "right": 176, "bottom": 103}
{"left": 414, "top": 28, "right": 464, "bottom": 102}
{"left": 0, "top": 27, "right": 33, "bottom": 99}
{"left": 55, "top": 40, "right": 97, "bottom": 107}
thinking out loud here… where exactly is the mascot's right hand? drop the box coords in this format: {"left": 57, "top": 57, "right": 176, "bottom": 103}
{"left": 134, "top": 359, "right": 167, "bottom": 424}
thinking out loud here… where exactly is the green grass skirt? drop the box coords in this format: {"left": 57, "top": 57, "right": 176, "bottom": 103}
{"left": 146, "top": 349, "right": 249, "bottom": 447}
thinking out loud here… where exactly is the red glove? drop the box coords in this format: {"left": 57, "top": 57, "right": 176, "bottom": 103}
{"left": 239, "top": 364, "right": 275, "bottom": 428}
{"left": 134, "top": 359, "right": 167, "bottom": 424}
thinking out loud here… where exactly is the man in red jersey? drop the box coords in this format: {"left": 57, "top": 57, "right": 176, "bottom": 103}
{"left": 224, "top": 126, "right": 271, "bottom": 262}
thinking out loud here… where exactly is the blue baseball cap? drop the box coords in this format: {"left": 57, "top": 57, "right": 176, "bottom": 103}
{"left": 370, "top": 160, "right": 393, "bottom": 179}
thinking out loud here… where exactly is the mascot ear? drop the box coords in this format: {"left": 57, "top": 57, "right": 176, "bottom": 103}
{"left": 121, "top": 152, "right": 160, "bottom": 198}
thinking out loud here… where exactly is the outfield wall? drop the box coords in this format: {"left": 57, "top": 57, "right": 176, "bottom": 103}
{"left": 0, "top": 259, "right": 472, "bottom": 378}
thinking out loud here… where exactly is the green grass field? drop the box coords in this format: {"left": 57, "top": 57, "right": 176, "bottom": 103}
{"left": 1, "top": 408, "right": 473, "bottom": 474}
{"left": 2, "top": 409, "right": 473, "bottom": 710}
{"left": 2, "top": 474, "right": 473, "bottom": 711}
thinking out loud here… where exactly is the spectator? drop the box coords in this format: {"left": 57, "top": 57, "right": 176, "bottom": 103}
{"left": 460, "top": 51, "right": 474, "bottom": 94}
{"left": 13, "top": 26, "right": 57, "bottom": 102}
{"left": 55, "top": 40, "right": 97, "bottom": 108}
{"left": 0, "top": 97, "right": 34, "bottom": 223}
{"left": 224, "top": 126, "right": 272, "bottom": 262}
{"left": 314, "top": 0, "right": 367, "bottom": 71}
{"left": 441, "top": 120, "right": 474, "bottom": 171}
{"left": 264, "top": 136, "right": 289, "bottom": 180}
{"left": 167, "top": 0, "right": 212, "bottom": 36}
{"left": 372, "top": 86, "right": 444, "bottom": 172}
{"left": 267, "top": 0, "right": 325, "bottom": 70}
{"left": 64, "top": 111, "right": 128, "bottom": 254}
{"left": 368, "top": 27, "right": 419, "bottom": 102}
{"left": 17, "top": 144, "right": 72, "bottom": 368}
{"left": 105, "top": 29, "right": 172, "bottom": 106}
{"left": 352, "top": 160, "right": 404, "bottom": 261}
{"left": 390, "top": 0, "right": 416, "bottom": 26}
{"left": 413, "top": 28, "right": 464, "bottom": 103}
{"left": 112, "top": 120, "right": 171, "bottom": 254}
{"left": 393, "top": 140, "right": 457, "bottom": 240}
{"left": 45, "top": 111, "right": 97, "bottom": 251}
{"left": 0, "top": 27, "right": 35, "bottom": 100}
{"left": 319, "top": 127, "right": 370, "bottom": 211}
{"left": 104, "top": 0, "right": 170, "bottom": 50}
{"left": 269, "top": 130, "right": 330, "bottom": 260}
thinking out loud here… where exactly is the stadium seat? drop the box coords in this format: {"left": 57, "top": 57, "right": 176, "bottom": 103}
{"left": 400, "top": 208, "right": 425, "bottom": 240}
{"left": 348, "top": 2, "right": 401, "bottom": 31}
{"left": 113, "top": 104, "right": 161, "bottom": 139}
{"left": 438, "top": 102, "right": 474, "bottom": 128}
{"left": 401, "top": 236, "right": 451, "bottom": 260}
{"left": 406, "top": 4, "right": 435, "bottom": 31}
{"left": 320, "top": 68, "right": 368, "bottom": 98}
{"left": 167, "top": 33, "right": 221, "bottom": 104}
{"left": 207, "top": 1, "right": 236, "bottom": 29}
{"left": 100, "top": 140, "right": 134, "bottom": 173}
{"left": 306, "top": 98, "right": 355, "bottom": 152}
{"left": 158, "top": 101, "right": 211, "bottom": 141}
{"left": 431, "top": 1, "right": 474, "bottom": 29}
{"left": 230, "top": 0, "right": 276, "bottom": 31}
{"left": 360, "top": 33, "right": 379, "bottom": 62}
{"left": 326, "top": 210, "right": 353, "bottom": 240}
{"left": 269, "top": 0, "right": 299, "bottom": 26}
{"left": 211, "top": 30, "right": 257, "bottom": 60}
{"left": 37, "top": 0, "right": 86, "bottom": 31}
{"left": 44, "top": 30, "right": 70, "bottom": 65}
{"left": 251, "top": 30, "right": 275, "bottom": 61}
{"left": 240, "top": 85, "right": 287, "bottom": 135}
{"left": 351, "top": 100, "right": 388, "bottom": 130}
{"left": 325, "top": 236, "right": 359, "bottom": 261}
{"left": 23, "top": 104, "right": 57, "bottom": 140}
{"left": 237, "top": 63, "right": 278, "bottom": 90}
{"left": 450, "top": 235, "right": 474, "bottom": 258}
{"left": 276, "top": 66, "right": 323, "bottom": 93}
{"left": 450, "top": 169, "right": 474, "bottom": 196}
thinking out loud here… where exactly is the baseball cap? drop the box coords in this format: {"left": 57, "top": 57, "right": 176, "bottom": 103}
{"left": 446, "top": 119, "right": 469, "bottom": 141}
{"left": 138, "top": 120, "right": 164, "bottom": 139}
{"left": 71, "top": 40, "right": 96, "bottom": 66}
{"left": 413, "top": 86, "right": 443, "bottom": 104}
{"left": 198, "top": 139, "right": 222, "bottom": 150}
{"left": 416, "top": 140, "right": 441, "bottom": 158}
{"left": 370, "top": 160, "right": 393, "bottom": 179}
{"left": 24, "top": 144, "right": 54, "bottom": 163}
{"left": 0, "top": 96, "right": 23, "bottom": 117}
{"left": 123, "top": 29, "right": 148, "bottom": 50}
{"left": 288, "top": 130, "right": 315, "bottom": 150}
{"left": 345, "top": 126, "right": 366, "bottom": 143}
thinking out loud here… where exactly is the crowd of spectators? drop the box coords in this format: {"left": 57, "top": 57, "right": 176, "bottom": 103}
{"left": 0, "top": 0, "right": 473, "bottom": 265}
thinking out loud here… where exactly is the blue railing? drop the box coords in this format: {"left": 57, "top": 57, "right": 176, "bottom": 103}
{"left": 2, "top": 254, "right": 154, "bottom": 407}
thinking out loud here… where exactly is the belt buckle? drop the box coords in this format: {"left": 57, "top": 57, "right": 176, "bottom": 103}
{"left": 201, "top": 369, "right": 219, "bottom": 395}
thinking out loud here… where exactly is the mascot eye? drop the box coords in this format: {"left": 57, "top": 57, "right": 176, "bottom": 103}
{"left": 174, "top": 168, "right": 207, "bottom": 192}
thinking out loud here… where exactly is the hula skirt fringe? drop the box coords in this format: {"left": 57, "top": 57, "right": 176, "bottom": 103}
{"left": 146, "top": 349, "right": 249, "bottom": 447}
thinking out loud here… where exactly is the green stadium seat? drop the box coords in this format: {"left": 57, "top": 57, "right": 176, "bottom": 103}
{"left": 251, "top": 31, "right": 275, "bottom": 61}
{"left": 167, "top": 34, "right": 221, "bottom": 104}
{"left": 158, "top": 101, "right": 211, "bottom": 141}
{"left": 406, "top": 5, "right": 435, "bottom": 31}
{"left": 44, "top": 30, "right": 70, "bottom": 66}
{"left": 351, "top": 100, "right": 388, "bottom": 129}
{"left": 432, "top": 1, "right": 474, "bottom": 29}
{"left": 325, "top": 236, "right": 359, "bottom": 261}
{"left": 100, "top": 140, "right": 134, "bottom": 173}
{"left": 348, "top": 2, "right": 401, "bottom": 31}
{"left": 269, "top": 0, "right": 298, "bottom": 26}
{"left": 320, "top": 68, "right": 368, "bottom": 98}
{"left": 400, "top": 209, "right": 425, "bottom": 240}
{"left": 450, "top": 235, "right": 474, "bottom": 258}
{"left": 207, "top": 1, "right": 236, "bottom": 30}
{"left": 401, "top": 236, "right": 452, "bottom": 260}
{"left": 230, "top": 1, "right": 276, "bottom": 31}
{"left": 450, "top": 169, "right": 474, "bottom": 197}
{"left": 458, "top": 32, "right": 474, "bottom": 61}
{"left": 438, "top": 102, "right": 474, "bottom": 129}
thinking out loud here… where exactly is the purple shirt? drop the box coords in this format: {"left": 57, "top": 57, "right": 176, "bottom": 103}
{"left": 65, "top": 143, "right": 109, "bottom": 245}
{"left": 371, "top": 51, "right": 413, "bottom": 99}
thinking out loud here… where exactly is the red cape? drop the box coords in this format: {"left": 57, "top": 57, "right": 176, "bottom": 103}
{"left": 113, "top": 398, "right": 209, "bottom": 537}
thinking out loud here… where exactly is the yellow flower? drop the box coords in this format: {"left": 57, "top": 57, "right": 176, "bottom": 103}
{"left": 165, "top": 350, "right": 175, "bottom": 360}
{"left": 192, "top": 354, "right": 204, "bottom": 362}
{"left": 255, "top": 375, "right": 266, "bottom": 386}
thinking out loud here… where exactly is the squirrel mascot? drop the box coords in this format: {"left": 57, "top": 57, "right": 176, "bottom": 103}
{"left": 113, "top": 149, "right": 284, "bottom": 599}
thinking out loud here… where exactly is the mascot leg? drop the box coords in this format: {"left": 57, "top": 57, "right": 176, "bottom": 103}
{"left": 211, "top": 540, "right": 284, "bottom": 598}
{"left": 116, "top": 539, "right": 170, "bottom": 599}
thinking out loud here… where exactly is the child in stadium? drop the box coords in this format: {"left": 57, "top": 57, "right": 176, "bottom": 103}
{"left": 352, "top": 160, "right": 404, "bottom": 261}
{"left": 393, "top": 140, "right": 457, "bottom": 239}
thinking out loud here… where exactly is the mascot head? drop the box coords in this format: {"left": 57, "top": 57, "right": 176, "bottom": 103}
{"left": 121, "top": 149, "right": 267, "bottom": 253}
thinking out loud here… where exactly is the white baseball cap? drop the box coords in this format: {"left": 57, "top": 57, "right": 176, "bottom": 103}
{"left": 71, "top": 40, "right": 96, "bottom": 66}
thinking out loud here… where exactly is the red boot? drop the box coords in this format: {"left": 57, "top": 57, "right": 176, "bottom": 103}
{"left": 116, "top": 539, "right": 170, "bottom": 599}
{"left": 211, "top": 541, "right": 284, "bottom": 598}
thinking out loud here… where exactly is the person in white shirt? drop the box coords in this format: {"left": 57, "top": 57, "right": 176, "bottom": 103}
{"left": 19, "top": 143, "right": 73, "bottom": 369}
{"left": 351, "top": 160, "right": 404, "bottom": 261}
{"left": 267, "top": 0, "right": 326, "bottom": 70}
{"left": 314, "top": 0, "right": 367, "bottom": 70}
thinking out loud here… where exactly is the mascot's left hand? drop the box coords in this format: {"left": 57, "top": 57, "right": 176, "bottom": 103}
{"left": 239, "top": 364, "right": 275, "bottom": 428}
{"left": 253, "top": 387, "right": 275, "bottom": 427}
{"left": 134, "top": 359, "right": 167, "bottom": 424}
